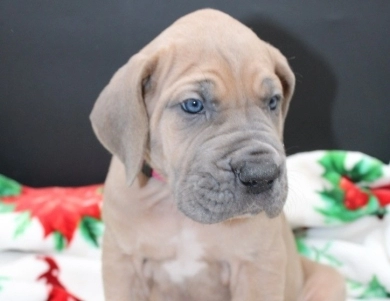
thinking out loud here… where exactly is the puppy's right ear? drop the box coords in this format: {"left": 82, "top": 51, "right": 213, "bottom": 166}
{"left": 90, "top": 53, "right": 156, "bottom": 186}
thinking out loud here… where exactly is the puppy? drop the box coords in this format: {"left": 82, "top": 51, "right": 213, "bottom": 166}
{"left": 90, "top": 9, "right": 346, "bottom": 301}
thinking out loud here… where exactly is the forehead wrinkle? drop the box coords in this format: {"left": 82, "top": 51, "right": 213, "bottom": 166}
{"left": 261, "top": 77, "right": 275, "bottom": 93}
{"left": 260, "top": 77, "right": 283, "bottom": 96}
{"left": 173, "top": 61, "right": 200, "bottom": 82}
{"left": 199, "top": 69, "right": 242, "bottom": 107}
{"left": 197, "top": 79, "right": 214, "bottom": 101}
{"left": 262, "top": 77, "right": 275, "bottom": 88}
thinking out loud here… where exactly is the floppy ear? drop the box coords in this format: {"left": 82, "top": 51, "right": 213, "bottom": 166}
{"left": 267, "top": 45, "right": 296, "bottom": 119}
{"left": 90, "top": 53, "right": 155, "bottom": 186}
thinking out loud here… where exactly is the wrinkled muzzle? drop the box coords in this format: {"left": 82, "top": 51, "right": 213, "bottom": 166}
{"left": 174, "top": 128, "right": 288, "bottom": 224}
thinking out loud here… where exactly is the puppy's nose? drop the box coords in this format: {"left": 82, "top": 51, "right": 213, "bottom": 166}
{"left": 233, "top": 160, "right": 280, "bottom": 193}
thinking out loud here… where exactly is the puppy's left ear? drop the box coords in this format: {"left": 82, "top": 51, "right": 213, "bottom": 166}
{"left": 267, "top": 45, "right": 295, "bottom": 118}
{"left": 90, "top": 52, "right": 157, "bottom": 186}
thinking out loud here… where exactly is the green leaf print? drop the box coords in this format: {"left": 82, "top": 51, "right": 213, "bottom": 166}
{"left": 296, "top": 239, "right": 341, "bottom": 268}
{"left": 295, "top": 237, "right": 311, "bottom": 257}
{"left": 80, "top": 216, "right": 104, "bottom": 248}
{"left": 0, "top": 174, "right": 22, "bottom": 197}
{"left": 318, "top": 151, "right": 347, "bottom": 185}
{"left": 0, "top": 202, "right": 15, "bottom": 213}
{"left": 53, "top": 231, "right": 66, "bottom": 251}
{"left": 295, "top": 232, "right": 341, "bottom": 268}
{"left": 349, "top": 158, "right": 383, "bottom": 184}
{"left": 14, "top": 211, "right": 32, "bottom": 238}
{"left": 360, "top": 276, "right": 390, "bottom": 298}
{"left": 318, "top": 151, "right": 383, "bottom": 186}
{"left": 348, "top": 276, "right": 390, "bottom": 298}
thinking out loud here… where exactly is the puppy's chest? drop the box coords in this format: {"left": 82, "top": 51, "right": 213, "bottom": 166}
{"left": 140, "top": 228, "right": 231, "bottom": 300}
{"left": 160, "top": 229, "right": 207, "bottom": 282}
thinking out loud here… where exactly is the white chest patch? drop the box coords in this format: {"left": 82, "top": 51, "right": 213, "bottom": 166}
{"left": 162, "top": 229, "right": 206, "bottom": 283}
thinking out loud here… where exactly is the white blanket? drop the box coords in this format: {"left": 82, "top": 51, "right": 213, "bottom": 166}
{"left": 1, "top": 150, "right": 389, "bottom": 300}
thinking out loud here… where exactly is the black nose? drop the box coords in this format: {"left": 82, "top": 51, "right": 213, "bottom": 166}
{"left": 234, "top": 160, "right": 280, "bottom": 193}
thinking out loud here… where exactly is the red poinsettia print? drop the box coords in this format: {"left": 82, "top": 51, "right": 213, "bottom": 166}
{"left": 340, "top": 177, "right": 370, "bottom": 210}
{"left": 371, "top": 184, "right": 390, "bottom": 207}
{"left": 1, "top": 184, "right": 102, "bottom": 244}
{"left": 38, "top": 256, "right": 82, "bottom": 301}
{"left": 340, "top": 177, "right": 390, "bottom": 210}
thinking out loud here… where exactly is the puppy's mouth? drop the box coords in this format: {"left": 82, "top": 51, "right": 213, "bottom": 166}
{"left": 175, "top": 164, "right": 287, "bottom": 224}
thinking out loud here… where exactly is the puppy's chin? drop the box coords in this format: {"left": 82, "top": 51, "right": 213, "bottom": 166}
{"left": 174, "top": 172, "right": 287, "bottom": 224}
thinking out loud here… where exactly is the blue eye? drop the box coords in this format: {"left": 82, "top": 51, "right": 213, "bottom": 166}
{"left": 268, "top": 95, "right": 280, "bottom": 111}
{"left": 181, "top": 98, "right": 204, "bottom": 114}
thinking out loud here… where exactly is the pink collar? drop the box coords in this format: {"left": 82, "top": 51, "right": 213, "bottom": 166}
{"left": 151, "top": 169, "right": 165, "bottom": 182}
{"left": 142, "top": 162, "right": 165, "bottom": 182}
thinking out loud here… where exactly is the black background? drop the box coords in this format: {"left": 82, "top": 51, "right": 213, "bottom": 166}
{"left": 1, "top": 1, "right": 389, "bottom": 187}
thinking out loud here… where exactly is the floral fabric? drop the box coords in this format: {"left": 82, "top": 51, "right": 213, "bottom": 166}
{"left": 0, "top": 177, "right": 104, "bottom": 300}
{"left": 0, "top": 150, "right": 389, "bottom": 300}
{"left": 285, "top": 151, "right": 390, "bottom": 300}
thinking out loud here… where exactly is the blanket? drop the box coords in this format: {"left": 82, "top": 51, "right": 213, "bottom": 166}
{"left": 0, "top": 150, "right": 389, "bottom": 301}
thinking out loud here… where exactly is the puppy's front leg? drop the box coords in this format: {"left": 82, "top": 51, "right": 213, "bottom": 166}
{"left": 298, "top": 257, "right": 346, "bottom": 301}
{"left": 102, "top": 228, "right": 149, "bottom": 301}
{"left": 230, "top": 261, "right": 286, "bottom": 301}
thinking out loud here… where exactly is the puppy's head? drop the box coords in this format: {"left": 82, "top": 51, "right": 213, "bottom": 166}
{"left": 90, "top": 9, "right": 295, "bottom": 224}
